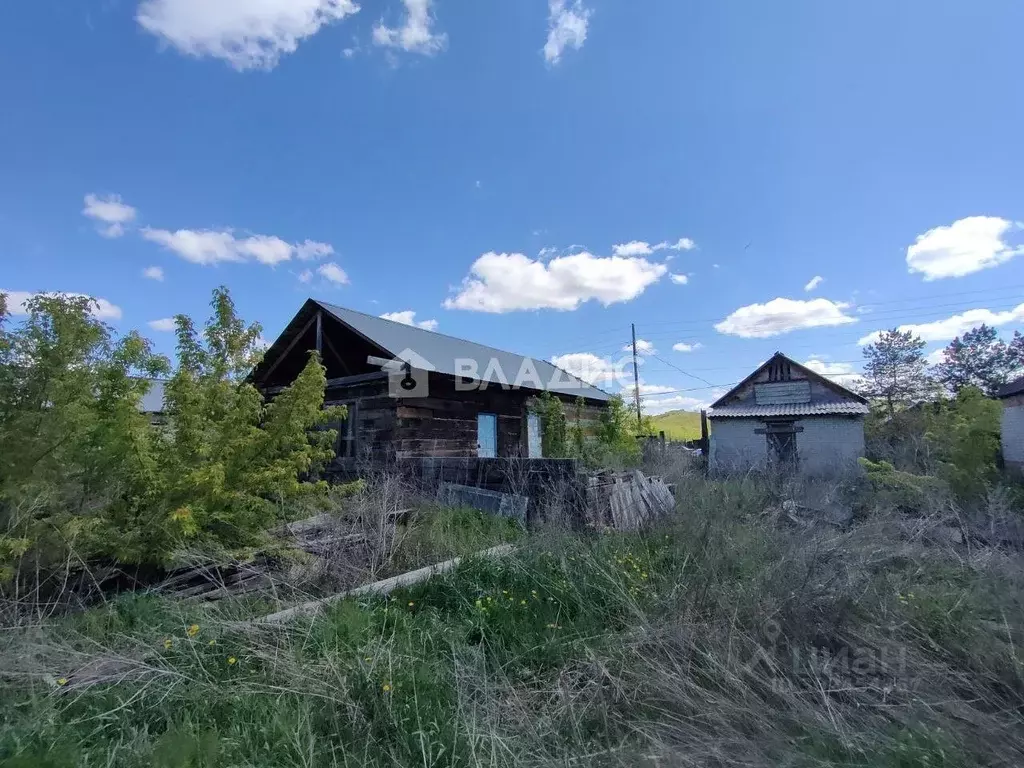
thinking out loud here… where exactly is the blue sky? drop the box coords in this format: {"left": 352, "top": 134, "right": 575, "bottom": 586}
{"left": 3, "top": 0, "right": 1024, "bottom": 412}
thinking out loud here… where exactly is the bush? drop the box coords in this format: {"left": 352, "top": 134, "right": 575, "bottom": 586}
{"left": 0, "top": 288, "right": 343, "bottom": 581}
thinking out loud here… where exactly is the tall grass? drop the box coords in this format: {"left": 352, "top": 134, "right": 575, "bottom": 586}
{"left": 2, "top": 473, "right": 1023, "bottom": 767}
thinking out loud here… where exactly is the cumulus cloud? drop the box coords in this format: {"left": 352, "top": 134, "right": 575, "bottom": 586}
{"left": 670, "top": 273, "right": 689, "bottom": 285}
{"left": 142, "top": 266, "right": 164, "bottom": 281}
{"left": 804, "top": 275, "right": 824, "bottom": 292}
{"left": 2, "top": 290, "right": 122, "bottom": 320}
{"left": 801, "top": 358, "right": 865, "bottom": 388}
{"left": 642, "top": 393, "right": 713, "bottom": 415}
{"left": 318, "top": 262, "right": 349, "bottom": 284}
{"left": 141, "top": 227, "right": 333, "bottom": 267}
{"left": 148, "top": 318, "right": 176, "bottom": 332}
{"left": 83, "top": 194, "right": 137, "bottom": 238}
{"left": 136, "top": 0, "right": 360, "bottom": 70}
{"left": 444, "top": 251, "right": 666, "bottom": 313}
{"left": 380, "top": 310, "right": 438, "bottom": 331}
{"left": 715, "top": 297, "right": 857, "bottom": 338}
{"left": 550, "top": 352, "right": 629, "bottom": 388}
{"left": 672, "top": 342, "right": 701, "bottom": 352}
{"left": 635, "top": 383, "right": 676, "bottom": 396}
{"left": 372, "top": 0, "right": 446, "bottom": 55}
{"left": 906, "top": 216, "right": 1023, "bottom": 280}
{"left": 544, "top": 0, "right": 590, "bottom": 64}
{"left": 857, "top": 303, "right": 1024, "bottom": 345}
{"left": 622, "top": 339, "right": 655, "bottom": 356}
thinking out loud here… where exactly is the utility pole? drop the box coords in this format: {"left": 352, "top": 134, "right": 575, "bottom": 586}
{"left": 631, "top": 323, "right": 642, "bottom": 428}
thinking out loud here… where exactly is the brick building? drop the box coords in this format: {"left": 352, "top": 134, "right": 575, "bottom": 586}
{"left": 707, "top": 352, "right": 869, "bottom": 475}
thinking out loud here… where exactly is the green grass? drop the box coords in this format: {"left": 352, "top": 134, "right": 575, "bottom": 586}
{"left": 2, "top": 476, "right": 1023, "bottom": 767}
{"left": 649, "top": 409, "right": 702, "bottom": 441}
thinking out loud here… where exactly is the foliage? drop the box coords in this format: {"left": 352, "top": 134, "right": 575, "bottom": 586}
{"left": 927, "top": 387, "right": 1002, "bottom": 499}
{"left": 934, "top": 324, "right": 1024, "bottom": 396}
{"left": 0, "top": 287, "right": 343, "bottom": 579}
{"left": 858, "top": 457, "right": 947, "bottom": 511}
{"left": 860, "top": 328, "right": 935, "bottom": 416}
{"left": 4, "top": 475, "right": 1023, "bottom": 766}
{"left": 532, "top": 393, "right": 642, "bottom": 467}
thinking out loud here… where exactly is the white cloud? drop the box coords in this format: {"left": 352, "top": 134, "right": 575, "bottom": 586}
{"left": 141, "top": 227, "right": 333, "bottom": 267}
{"left": 670, "top": 273, "right": 689, "bottom": 285}
{"left": 318, "top": 262, "right": 350, "bottom": 284}
{"left": 444, "top": 251, "right": 666, "bottom": 313}
{"left": 906, "top": 216, "right": 1024, "bottom": 280}
{"left": 380, "top": 310, "right": 438, "bottom": 331}
{"left": 544, "top": 0, "right": 590, "bottom": 64}
{"left": 136, "top": 0, "right": 360, "bottom": 70}
{"left": 715, "top": 297, "right": 857, "bottom": 338}
{"left": 804, "top": 275, "right": 824, "bottom": 292}
{"left": 83, "top": 194, "right": 137, "bottom": 238}
{"left": 636, "top": 383, "right": 676, "bottom": 396}
{"left": 372, "top": 0, "right": 446, "bottom": 55}
{"left": 857, "top": 303, "right": 1024, "bottom": 345}
{"left": 801, "top": 358, "right": 865, "bottom": 388}
{"left": 298, "top": 269, "right": 314, "bottom": 284}
{"left": 142, "top": 266, "right": 164, "bottom": 281}
{"left": 148, "top": 318, "right": 176, "bottom": 332}
{"left": 613, "top": 238, "right": 696, "bottom": 258}
{"left": 655, "top": 238, "right": 696, "bottom": 252}
{"left": 550, "top": 352, "right": 620, "bottom": 386}
{"left": 612, "top": 240, "right": 653, "bottom": 257}
{"left": 622, "top": 339, "right": 655, "bottom": 356}
{"left": 926, "top": 348, "right": 947, "bottom": 366}
{"left": 643, "top": 393, "right": 712, "bottom": 416}
{"left": 2, "top": 290, "right": 122, "bottom": 320}
{"left": 672, "top": 342, "right": 701, "bottom": 352}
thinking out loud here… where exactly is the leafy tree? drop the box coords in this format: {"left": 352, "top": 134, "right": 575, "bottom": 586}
{"left": 861, "top": 328, "right": 935, "bottom": 416}
{"left": 934, "top": 324, "right": 1021, "bottom": 396}
{"left": 0, "top": 287, "right": 343, "bottom": 581}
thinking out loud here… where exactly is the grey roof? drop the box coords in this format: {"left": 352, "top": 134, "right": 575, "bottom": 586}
{"left": 997, "top": 376, "right": 1024, "bottom": 399}
{"left": 315, "top": 301, "right": 611, "bottom": 402}
{"left": 708, "top": 402, "right": 869, "bottom": 418}
{"left": 138, "top": 379, "right": 167, "bottom": 414}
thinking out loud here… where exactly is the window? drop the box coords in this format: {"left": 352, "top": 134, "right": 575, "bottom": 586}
{"left": 327, "top": 400, "right": 357, "bottom": 458}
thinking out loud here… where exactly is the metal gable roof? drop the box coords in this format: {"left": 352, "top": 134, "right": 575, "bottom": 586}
{"left": 314, "top": 301, "right": 612, "bottom": 402}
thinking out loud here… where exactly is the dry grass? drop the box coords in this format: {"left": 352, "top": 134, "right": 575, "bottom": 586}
{"left": 2, "top": 470, "right": 1023, "bottom": 767}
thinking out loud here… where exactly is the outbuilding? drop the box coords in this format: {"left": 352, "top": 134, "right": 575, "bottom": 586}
{"left": 995, "top": 376, "right": 1024, "bottom": 473}
{"left": 707, "top": 352, "right": 869, "bottom": 475}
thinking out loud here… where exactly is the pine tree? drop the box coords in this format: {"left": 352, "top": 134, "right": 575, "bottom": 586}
{"left": 861, "top": 328, "right": 934, "bottom": 416}
{"left": 934, "top": 324, "right": 1018, "bottom": 396}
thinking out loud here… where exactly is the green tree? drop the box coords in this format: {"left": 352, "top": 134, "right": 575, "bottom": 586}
{"left": 861, "top": 328, "right": 934, "bottom": 416}
{"left": 0, "top": 287, "right": 344, "bottom": 580}
{"left": 934, "top": 324, "right": 1019, "bottom": 396}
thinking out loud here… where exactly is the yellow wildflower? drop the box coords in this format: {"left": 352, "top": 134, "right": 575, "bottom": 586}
{"left": 382, "top": 683, "right": 392, "bottom": 692}
{"left": 407, "top": 601, "right": 415, "bottom": 608}
{"left": 163, "top": 639, "right": 173, "bottom": 649}
{"left": 227, "top": 656, "right": 237, "bottom": 665}
{"left": 364, "top": 657, "right": 372, "bottom": 662}
{"left": 520, "top": 600, "right": 527, "bottom": 606}
{"left": 56, "top": 677, "right": 68, "bottom": 686}
{"left": 186, "top": 624, "right": 200, "bottom": 637}
{"left": 208, "top": 639, "right": 216, "bottom": 646}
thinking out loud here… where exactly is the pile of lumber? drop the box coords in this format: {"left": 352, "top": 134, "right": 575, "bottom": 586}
{"left": 583, "top": 469, "right": 675, "bottom": 530}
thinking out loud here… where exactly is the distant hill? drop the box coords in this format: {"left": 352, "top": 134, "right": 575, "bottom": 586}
{"left": 649, "top": 409, "right": 702, "bottom": 442}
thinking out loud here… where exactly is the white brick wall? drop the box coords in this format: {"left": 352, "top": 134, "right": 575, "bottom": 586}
{"left": 709, "top": 418, "right": 767, "bottom": 472}
{"left": 710, "top": 416, "right": 864, "bottom": 475}
{"left": 1001, "top": 403, "right": 1024, "bottom": 467}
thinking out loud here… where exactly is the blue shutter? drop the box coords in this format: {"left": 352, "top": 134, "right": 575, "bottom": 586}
{"left": 477, "top": 413, "right": 497, "bottom": 458}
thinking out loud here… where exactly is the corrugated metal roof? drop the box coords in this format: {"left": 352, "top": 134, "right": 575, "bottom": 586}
{"left": 708, "top": 402, "right": 869, "bottom": 418}
{"left": 997, "top": 376, "right": 1024, "bottom": 399}
{"left": 316, "top": 301, "right": 611, "bottom": 402}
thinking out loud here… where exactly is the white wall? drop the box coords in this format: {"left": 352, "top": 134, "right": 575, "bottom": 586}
{"left": 1001, "top": 403, "right": 1024, "bottom": 469}
{"left": 709, "top": 418, "right": 767, "bottom": 472}
{"left": 709, "top": 416, "right": 864, "bottom": 475}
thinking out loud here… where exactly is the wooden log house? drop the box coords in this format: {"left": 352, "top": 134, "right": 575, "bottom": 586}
{"left": 251, "top": 300, "right": 612, "bottom": 467}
